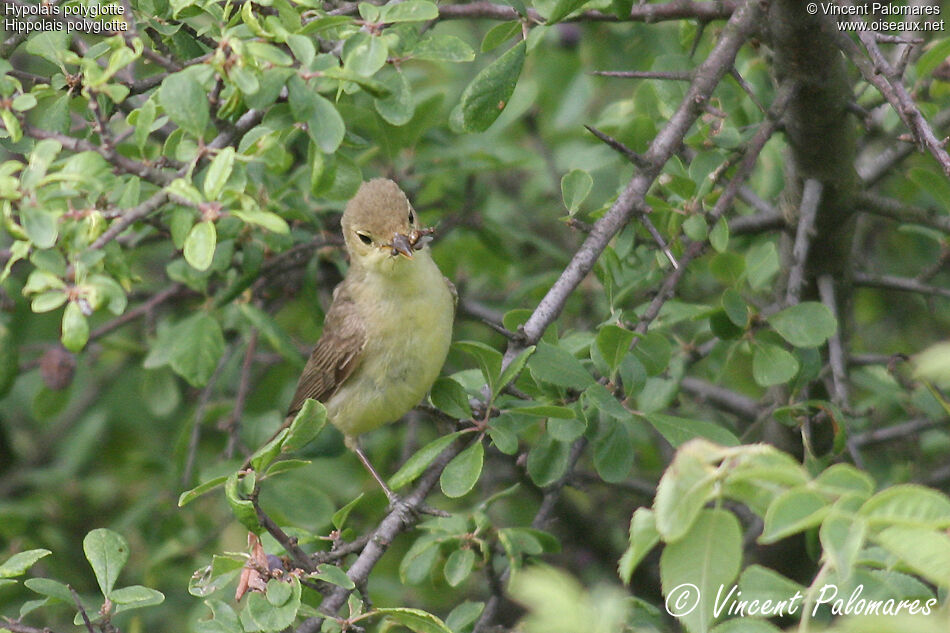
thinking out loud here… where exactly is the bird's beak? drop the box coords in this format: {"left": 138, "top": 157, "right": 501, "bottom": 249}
{"left": 390, "top": 233, "right": 414, "bottom": 259}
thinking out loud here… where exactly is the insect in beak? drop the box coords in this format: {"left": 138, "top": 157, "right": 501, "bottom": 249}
{"left": 389, "top": 233, "right": 414, "bottom": 258}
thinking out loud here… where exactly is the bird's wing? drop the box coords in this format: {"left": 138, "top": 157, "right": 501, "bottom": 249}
{"left": 286, "top": 280, "right": 366, "bottom": 416}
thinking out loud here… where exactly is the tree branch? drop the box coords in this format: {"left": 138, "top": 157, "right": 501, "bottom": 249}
{"left": 785, "top": 179, "right": 823, "bottom": 306}
{"left": 852, "top": 272, "right": 950, "bottom": 300}
{"left": 513, "top": 0, "right": 764, "bottom": 352}
{"left": 435, "top": 0, "right": 736, "bottom": 23}
{"left": 837, "top": 8, "right": 950, "bottom": 175}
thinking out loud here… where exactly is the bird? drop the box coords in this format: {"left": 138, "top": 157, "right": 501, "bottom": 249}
{"left": 285, "top": 178, "right": 456, "bottom": 502}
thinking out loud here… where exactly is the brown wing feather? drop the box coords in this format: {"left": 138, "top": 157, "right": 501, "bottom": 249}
{"left": 286, "top": 279, "right": 366, "bottom": 416}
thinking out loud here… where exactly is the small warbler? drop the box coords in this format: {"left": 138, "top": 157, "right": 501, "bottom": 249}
{"left": 286, "top": 179, "right": 456, "bottom": 500}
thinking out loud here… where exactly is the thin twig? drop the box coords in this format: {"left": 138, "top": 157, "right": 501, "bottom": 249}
{"left": 513, "top": 1, "right": 763, "bottom": 359}
{"left": 817, "top": 275, "right": 850, "bottom": 410}
{"left": 855, "top": 191, "right": 950, "bottom": 233}
{"left": 837, "top": 11, "right": 950, "bottom": 175}
{"left": 851, "top": 417, "right": 949, "bottom": 447}
{"left": 69, "top": 586, "right": 95, "bottom": 633}
{"left": 89, "top": 284, "right": 185, "bottom": 341}
{"left": 225, "top": 331, "right": 258, "bottom": 459}
{"left": 182, "top": 350, "right": 233, "bottom": 486}
{"left": 593, "top": 70, "right": 692, "bottom": 81}
{"left": 853, "top": 272, "right": 950, "bottom": 300}
{"left": 296, "top": 442, "right": 464, "bottom": 633}
{"left": 634, "top": 81, "right": 795, "bottom": 336}
{"left": 785, "top": 179, "right": 823, "bottom": 306}
{"left": 680, "top": 376, "right": 759, "bottom": 419}
{"left": 252, "top": 487, "right": 315, "bottom": 571}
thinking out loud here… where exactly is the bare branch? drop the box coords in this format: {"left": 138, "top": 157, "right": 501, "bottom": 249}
{"left": 435, "top": 1, "right": 736, "bottom": 23}
{"left": 514, "top": 0, "right": 764, "bottom": 352}
{"left": 851, "top": 417, "right": 949, "bottom": 448}
{"left": 817, "top": 275, "right": 850, "bottom": 410}
{"left": 785, "top": 179, "right": 823, "bottom": 306}
{"left": 837, "top": 12, "right": 950, "bottom": 175}
{"left": 680, "top": 376, "right": 759, "bottom": 419}
{"left": 855, "top": 191, "right": 950, "bottom": 233}
{"left": 593, "top": 70, "right": 692, "bottom": 81}
{"left": 853, "top": 272, "right": 950, "bottom": 300}
{"left": 634, "top": 80, "right": 795, "bottom": 335}
{"left": 89, "top": 284, "right": 185, "bottom": 342}
{"left": 295, "top": 442, "right": 463, "bottom": 633}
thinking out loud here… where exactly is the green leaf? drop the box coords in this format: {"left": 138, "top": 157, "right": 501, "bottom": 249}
{"left": 767, "top": 302, "right": 837, "bottom": 348}
{"left": 411, "top": 33, "right": 476, "bottom": 62}
{"left": 379, "top": 0, "right": 438, "bottom": 22}
{"left": 710, "top": 216, "right": 729, "bottom": 252}
{"left": 240, "top": 576, "right": 301, "bottom": 632}
{"left": 331, "top": 494, "right": 364, "bottom": 531}
{"left": 110, "top": 585, "right": 165, "bottom": 613}
{"left": 169, "top": 313, "right": 225, "bottom": 387}
{"left": 288, "top": 76, "right": 345, "bottom": 153}
{"left": 375, "top": 607, "right": 453, "bottom": 633}
{"left": 496, "top": 345, "right": 535, "bottom": 397}
{"left": 430, "top": 377, "right": 472, "bottom": 419}
{"left": 546, "top": 0, "right": 594, "bottom": 24}
{"left": 618, "top": 508, "right": 659, "bottom": 584}
{"left": 481, "top": 21, "right": 521, "bottom": 53}
{"left": 389, "top": 431, "right": 464, "bottom": 491}
{"left": 512, "top": 404, "right": 575, "bottom": 419}
{"left": 560, "top": 169, "right": 593, "bottom": 214}
{"left": 203, "top": 148, "right": 235, "bottom": 200}
{"left": 196, "top": 599, "right": 242, "bottom": 633}
{"left": 0, "top": 322, "right": 18, "bottom": 398}
{"left": 445, "top": 601, "right": 485, "bottom": 633}
{"left": 456, "top": 340, "right": 503, "bottom": 396}
{"left": 752, "top": 343, "right": 799, "bottom": 387}
{"left": 526, "top": 434, "right": 570, "bottom": 487}
{"left": 745, "top": 241, "right": 780, "bottom": 290}
{"left": 24, "top": 577, "right": 72, "bottom": 602}
{"left": 283, "top": 399, "right": 327, "bottom": 453}
{"left": 375, "top": 69, "right": 414, "bottom": 126}
{"left": 528, "top": 342, "right": 594, "bottom": 390}
{"left": 660, "top": 509, "right": 742, "bottom": 633}
{"left": 859, "top": 484, "right": 950, "bottom": 529}
{"left": 312, "top": 563, "right": 355, "bottom": 589}
{"left": 453, "top": 41, "right": 525, "bottom": 133}
{"left": 83, "top": 528, "right": 129, "bottom": 598}
{"left": 61, "top": 301, "right": 89, "bottom": 352}
{"left": 240, "top": 304, "right": 305, "bottom": 369}
{"left": 443, "top": 548, "right": 475, "bottom": 587}
{"left": 231, "top": 208, "right": 290, "bottom": 234}
{"left": 654, "top": 442, "right": 722, "bottom": 541}
{"left": 440, "top": 441, "right": 484, "bottom": 498}
{"left": 631, "top": 331, "right": 671, "bottom": 376}
{"left": 593, "top": 419, "right": 634, "bottom": 483}
{"left": 917, "top": 37, "right": 950, "bottom": 77}
{"left": 595, "top": 325, "right": 635, "bottom": 374}
{"left": 159, "top": 67, "right": 210, "bottom": 137}
{"left": 874, "top": 526, "right": 950, "bottom": 588}
{"left": 225, "top": 471, "right": 259, "bottom": 532}
{"left": 760, "top": 487, "right": 830, "bottom": 543}
{"left": 343, "top": 32, "right": 388, "bottom": 76}
{"left": 21, "top": 207, "right": 58, "bottom": 249}
{"left": 722, "top": 288, "right": 748, "bottom": 327}
{"left": 184, "top": 221, "right": 217, "bottom": 272}
{"left": 178, "top": 475, "right": 228, "bottom": 507}
{"left": 642, "top": 412, "right": 740, "bottom": 448}
{"left": 820, "top": 514, "right": 866, "bottom": 580}
{"left": 909, "top": 167, "right": 950, "bottom": 209}
{"left": 0, "top": 549, "right": 52, "bottom": 579}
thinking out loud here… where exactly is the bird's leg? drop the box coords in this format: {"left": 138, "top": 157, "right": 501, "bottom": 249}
{"left": 346, "top": 435, "right": 450, "bottom": 517}
{"left": 348, "top": 437, "right": 400, "bottom": 505}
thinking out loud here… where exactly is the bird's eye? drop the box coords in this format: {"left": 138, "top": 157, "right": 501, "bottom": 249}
{"left": 408, "top": 209, "right": 415, "bottom": 224}
{"left": 357, "top": 232, "right": 372, "bottom": 245}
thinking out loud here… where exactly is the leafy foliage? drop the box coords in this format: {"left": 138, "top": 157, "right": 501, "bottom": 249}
{"left": 1, "top": 1, "right": 950, "bottom": 633}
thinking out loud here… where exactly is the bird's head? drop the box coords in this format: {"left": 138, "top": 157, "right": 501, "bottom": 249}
{"left": 341, "top": 179, "right": 433, "bottom": 272}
